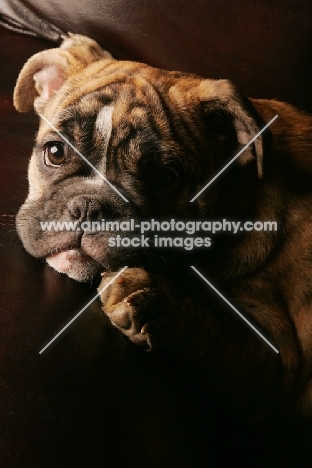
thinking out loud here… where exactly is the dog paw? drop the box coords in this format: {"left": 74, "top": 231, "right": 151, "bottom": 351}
{"left": 98, "top": 268, "right": 166, "bottom": 350}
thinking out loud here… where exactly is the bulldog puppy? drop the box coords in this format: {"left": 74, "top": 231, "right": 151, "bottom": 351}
{"left": 14, "top": 34, "right": 312, "bottom": 421}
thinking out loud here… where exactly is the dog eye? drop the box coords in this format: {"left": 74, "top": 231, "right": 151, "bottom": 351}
{"left": 43, "top": 142, "right": 66, "bottom": 167}
{"left": 152, "top": 166, "right": 179, "bottom": 189}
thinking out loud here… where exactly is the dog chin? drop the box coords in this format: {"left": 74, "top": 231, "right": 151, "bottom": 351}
{"left": 46, "top": 249, "right": 102, "bottom": 282}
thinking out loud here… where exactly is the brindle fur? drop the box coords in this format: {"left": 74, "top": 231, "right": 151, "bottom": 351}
{"left": 14, "top": 34, "right": 312, "bottom": 421}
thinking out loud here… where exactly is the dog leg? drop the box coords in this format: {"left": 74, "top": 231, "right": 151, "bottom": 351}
{"left": 99, "top": 268, "right": 172, "bottom": 351}
{"left": 99, "top": 267, "right": 285, "bottom": 420}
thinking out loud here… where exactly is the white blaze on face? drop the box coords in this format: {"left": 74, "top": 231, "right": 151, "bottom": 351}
{"left": 93, "top": 104, "right": 114, "bottom": 181}
{"left": 27, "top": 154, "right": 46, "bottom": 201}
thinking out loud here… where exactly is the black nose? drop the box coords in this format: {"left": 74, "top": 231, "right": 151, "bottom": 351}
{"left": 68, "top": 195, "right": 114, "bottom": 222}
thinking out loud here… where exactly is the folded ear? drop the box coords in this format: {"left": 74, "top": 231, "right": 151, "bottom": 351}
{"left": 13, "top": 33, "right": 113, "bottom": 114}
{"left": 170, "top": 78, "right": 268, "bottom": 179}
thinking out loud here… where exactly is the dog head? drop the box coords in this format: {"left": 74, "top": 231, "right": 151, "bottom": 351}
{"left": 14, "top": 34, "right": 266, "bottom": 282}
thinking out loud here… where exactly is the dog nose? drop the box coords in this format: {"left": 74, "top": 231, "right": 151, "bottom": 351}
{"left": 68, "top": 195, "right": 113, "bottom": 222}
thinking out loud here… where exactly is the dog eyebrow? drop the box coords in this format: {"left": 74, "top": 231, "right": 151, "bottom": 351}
{"left": 39, "top": 113, "right": 129, "bottom": 202}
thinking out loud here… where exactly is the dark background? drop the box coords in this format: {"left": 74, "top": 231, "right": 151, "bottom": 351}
{"left": 1, "top": 1, "right": 312, "bottom": 466}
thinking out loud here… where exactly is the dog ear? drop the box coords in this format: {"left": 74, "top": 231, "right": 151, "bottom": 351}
{"left": 13, "top": 34, "right": 113, "bottom": 114}
{"left": 170, "top": 78, "right": 266, "bottom": 179}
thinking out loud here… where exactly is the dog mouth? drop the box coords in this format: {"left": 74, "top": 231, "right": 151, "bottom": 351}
{"left": 46, "top": 248, "right": 95, "bottom": 274}
{"left": 41, "top": 229, "right": 176, "bottom": 281}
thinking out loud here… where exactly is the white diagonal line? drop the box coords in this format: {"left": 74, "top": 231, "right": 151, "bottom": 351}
{"left": 190, "top": 115, "right": 278, "bottom": 202}
{"left": 190, "top": 266, "right": 279, "bottom": 353}
{"left": 39, "top": 266, "right": 128, "bottom": 354}
{"left": 39, "top": 113, "right": 129, "bottom": 203}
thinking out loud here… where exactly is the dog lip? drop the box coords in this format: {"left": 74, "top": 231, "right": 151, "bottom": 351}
{"left": 46, "top": 247, "right": 91, "bottom": 260}
{"left": 63, "top": 248, "right": 89, "bottom": 257}
{"left": 46, "top": 248, "right": 94, "bottom": 274}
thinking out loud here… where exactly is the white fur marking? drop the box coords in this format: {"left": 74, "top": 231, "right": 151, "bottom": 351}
{"left": 94, "top": 105, "right": 114, "bottom": 180}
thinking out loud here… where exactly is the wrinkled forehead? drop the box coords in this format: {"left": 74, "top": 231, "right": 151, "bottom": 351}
{"left": 37, "top": 78, "right": 172, "bottom": 144}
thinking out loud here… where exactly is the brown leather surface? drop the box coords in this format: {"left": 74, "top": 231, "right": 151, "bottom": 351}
{"left": 17, "top": 0, "right": 312, "bottom": 114}
{"left": 0, "top": 27, "right": 211, "bottom": 467}
{"left": 1, "top": 2, "right": 312, "bottom": 464}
